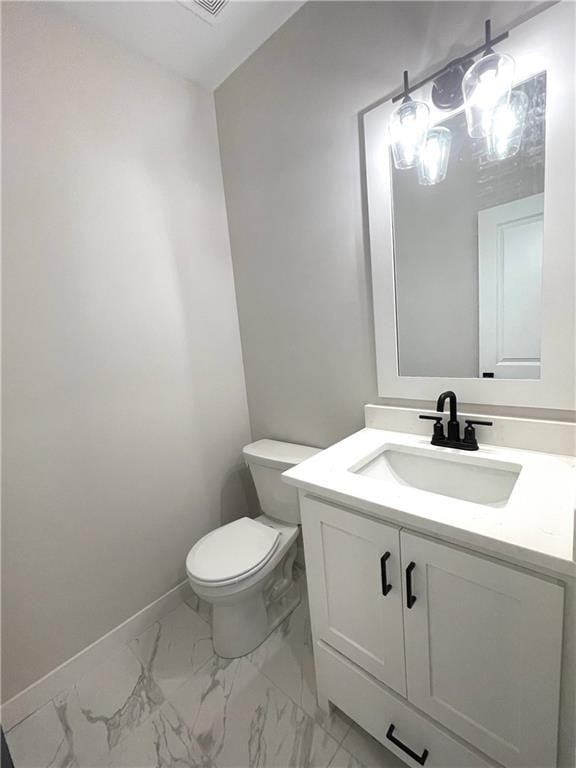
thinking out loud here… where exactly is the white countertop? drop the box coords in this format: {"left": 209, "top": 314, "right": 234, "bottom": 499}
{"left": 283, "top": 428, "right": 576, "bottom": 579}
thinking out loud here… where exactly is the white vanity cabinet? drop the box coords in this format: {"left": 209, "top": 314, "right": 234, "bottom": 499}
{"left": 302, "top": 495, "right": 565, "bottom": 768}
{"left": 401, "top": 531, "right": 564, "bottom": 768}
{"left": 302, "top": 497, "right": 406, "bottom": 696}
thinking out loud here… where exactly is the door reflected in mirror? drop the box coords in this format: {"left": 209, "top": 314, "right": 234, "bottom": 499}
{"left": 392, "top": 73, "right": 546, "bottom": 379}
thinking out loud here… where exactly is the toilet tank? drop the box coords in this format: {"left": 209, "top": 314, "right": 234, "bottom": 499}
{"left": 243, "top": 439, "right": 321, "bottom": 525}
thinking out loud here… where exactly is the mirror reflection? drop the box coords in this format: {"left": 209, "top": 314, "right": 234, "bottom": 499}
{"left": 391, "top": 73, "right": 546, "bottom": 379}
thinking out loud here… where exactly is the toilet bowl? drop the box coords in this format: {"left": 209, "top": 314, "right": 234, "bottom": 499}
{"left": 186, "top": 439, "right": 320, "bottom": 658}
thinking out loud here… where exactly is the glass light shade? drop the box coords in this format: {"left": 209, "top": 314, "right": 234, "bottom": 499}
{"left": 388, "top": 100, "right": 430, "bottom": 169}
{"left": 462, "top": 52, "right": 515, "bottom": 138}
{"left": 417, "top": 127, "right": 452, "bottom": 186}
{"left": 486, "top": 90, "right": 529, "bottom": 160}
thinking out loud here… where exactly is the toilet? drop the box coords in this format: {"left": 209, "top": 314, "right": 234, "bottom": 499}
{"left": 186, "top": 439, "right": 320, "bottom": 658}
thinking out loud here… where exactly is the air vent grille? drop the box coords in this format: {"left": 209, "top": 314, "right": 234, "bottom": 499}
{"left": 194, "top": 0, "right": 228, "bottom": 16}
{"left": 177, "top": 0, "right": 230, "bottom": 25}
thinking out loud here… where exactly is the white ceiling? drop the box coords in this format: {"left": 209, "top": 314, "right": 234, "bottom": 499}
{"left": 55, "top": 0, "right": 305, "bottom": 90}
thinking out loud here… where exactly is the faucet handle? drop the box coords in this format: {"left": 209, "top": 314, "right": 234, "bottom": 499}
{"left": 419, "top": 414, "right": 445, "bottom": 441}
{"left": 463, "top": 419, "right": 493, "bottom": 449}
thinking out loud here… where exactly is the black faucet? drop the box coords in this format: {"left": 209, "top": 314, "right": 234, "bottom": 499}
{"left": 437, "top": 390, "right": 460, "bottom": 441}
{"left": 419, "top": 390, "right": 492, "bottom": 451}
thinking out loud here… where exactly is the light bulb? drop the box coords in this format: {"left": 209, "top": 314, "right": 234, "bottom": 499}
{"left": 388, "top": 100, "right": 430, "bottom": 169}
{"left": 487, "top": 90, "right": 529, "bottom": 160}
{"left": 417, "top": 127, "right": 452, "bottom": 186}
{"left": 462, "top": 53, "right": 515, "bottom": 138}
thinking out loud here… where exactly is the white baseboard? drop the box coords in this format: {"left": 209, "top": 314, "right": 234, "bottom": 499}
{"left": 1, "top": 580, "right": 191, "bottom": 733}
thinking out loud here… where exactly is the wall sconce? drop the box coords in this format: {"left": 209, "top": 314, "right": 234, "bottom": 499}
{"left": 387, "top": 20, "right": 521, "bottom": 184}
{"left": 417, "top": 127, "right": 452, "bottom": 185}
{"left": 431, "top": 60, "right": 474, "bottom": 111}
{"left": 486, "top": 90, "right": 529, "bottom": 160}
{"left": 462, "top": 51, "right": 515, "bottom": 138}
{"left": 388, "top": 72, "right": 430, "bottom": 169}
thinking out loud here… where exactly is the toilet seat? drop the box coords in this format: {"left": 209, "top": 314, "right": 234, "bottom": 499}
{"left": 186, "top": 517, "right": 280, "bottom": 586}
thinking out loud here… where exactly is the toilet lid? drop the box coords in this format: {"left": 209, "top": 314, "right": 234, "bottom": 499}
{"left": 186, "top": 517, "right": 280, "bottom": 584}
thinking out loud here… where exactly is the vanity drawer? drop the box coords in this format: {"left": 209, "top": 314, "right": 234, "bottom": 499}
{"left": 316, "top": 641, "right": 495, "bottom": 768}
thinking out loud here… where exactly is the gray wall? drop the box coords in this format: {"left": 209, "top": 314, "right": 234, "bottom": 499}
{"left": 2, "top": 3, "right": 251, "bottom": 701}
{"left": 216, "top": 0, "right": 550, "bottom": 448}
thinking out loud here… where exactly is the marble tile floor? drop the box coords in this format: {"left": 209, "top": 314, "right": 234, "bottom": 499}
{"left": 6, "top": 583, "right": 405, "bottom": 768}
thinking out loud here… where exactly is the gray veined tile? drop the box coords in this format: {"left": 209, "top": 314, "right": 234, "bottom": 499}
{"left": 169, "top": 654, "right": 340, "bottom": 768}
{"left": 168, "top": 655, "right": 248, "bottom": 757}
{"left": 340, "top": 723, "right": 406, "bottom": 768}
{"left": 182, "top": 585, "right": 213, "bottom": 626}
{"left": 249, "top": 591, "right": 350, "bottom": 743}
{"left": 54, "top": 644, "right": 164, "bottom": 766}
{"left": 109, "top": 702, "right": 216, "bottom": 768}
{"left": 129, "top": 602, "right": 214, "bottom": 697}
{"left": 328, "top": 747, "right": 366, "bottom": 768}
{"left": 5, "top": 701, "right": 76, "bottom": 768}
{"left": 248, "top": 592, "right": 307, "bottom": 699}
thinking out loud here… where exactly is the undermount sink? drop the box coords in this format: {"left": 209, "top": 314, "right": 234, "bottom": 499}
{"left": 352, "top": 444, "right": 522, "bottom": 507}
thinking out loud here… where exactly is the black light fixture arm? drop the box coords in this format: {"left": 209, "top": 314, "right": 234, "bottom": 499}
{"left": 391, "top": 19, "right": 509, "bottom": 104}
{"left": 400, "top": 70, "right": 411, "bottom": 103}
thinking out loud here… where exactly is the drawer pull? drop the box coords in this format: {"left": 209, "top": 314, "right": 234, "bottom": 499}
{"left": 386, "top": 724, "right": 429, "bottom": 765}
{"left": 380, "top": 552, "right": 392, "bottom": 595}
{"left": 406, "top": 561, "right": 417, "bottom": 608}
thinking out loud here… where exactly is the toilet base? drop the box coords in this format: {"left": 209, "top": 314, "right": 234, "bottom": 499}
{"left": 188, "top": 523, "right": 302, "bottom": 658}
{"left": 213, "top": 581, "right": 301, "bottom": 658}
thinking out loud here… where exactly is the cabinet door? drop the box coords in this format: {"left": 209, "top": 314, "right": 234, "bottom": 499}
{"left": 301, "top": 496, "right": 406, "bottom": 696}
{"left": 401, "top": 531, "right": 563, "bottom": 768}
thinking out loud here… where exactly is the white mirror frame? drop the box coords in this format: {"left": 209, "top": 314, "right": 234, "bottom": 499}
{"left": 364, "top": 3, "right": 575, "bottom": 410}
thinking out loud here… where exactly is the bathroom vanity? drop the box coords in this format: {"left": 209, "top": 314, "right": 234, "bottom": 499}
{"left": 283, "top": 5, "right": 576, "bottom": 767}
{"left": 283, "top": 417, "right": 576, "bottom": 768}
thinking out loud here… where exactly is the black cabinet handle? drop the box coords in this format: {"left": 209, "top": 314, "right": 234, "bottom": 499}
{"left": 386, "top": 724, "right": 429, "bottom": 765}
{"left": 380, "top": 552, "right": 392, "bottom": 595}
{"left": 406, "top": 561, "right": 416, "bottom": 608}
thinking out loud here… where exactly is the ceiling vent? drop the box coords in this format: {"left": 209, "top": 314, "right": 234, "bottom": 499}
{"left": 177, "top": 0, "right": 231, "bottom": 26}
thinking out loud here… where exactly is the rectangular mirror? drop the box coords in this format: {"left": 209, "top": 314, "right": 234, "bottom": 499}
{"left": 392, "top": 74, "right": 546, "bottom": 380}
{"left": 363, "top": 3, "right": 575, "bottom": 410}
